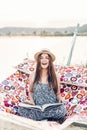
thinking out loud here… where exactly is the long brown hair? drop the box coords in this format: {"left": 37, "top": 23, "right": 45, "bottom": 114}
{"left": 33, "top": 53, "right": 58, "bottom": 94}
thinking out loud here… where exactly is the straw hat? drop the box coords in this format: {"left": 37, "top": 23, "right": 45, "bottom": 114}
{"left": 34, "top": 49, "right": 55, "bottom": 62}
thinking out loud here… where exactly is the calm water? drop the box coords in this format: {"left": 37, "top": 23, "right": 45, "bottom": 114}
{"left": 0, "top": 36, "right": 87, "bottom": 82}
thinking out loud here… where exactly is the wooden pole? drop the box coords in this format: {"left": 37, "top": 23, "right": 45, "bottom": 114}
{"left": 66, "top": 24, "right": 79, "bottom": 66}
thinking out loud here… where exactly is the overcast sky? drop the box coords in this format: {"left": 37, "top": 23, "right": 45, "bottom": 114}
{"left": 0, "top": 0, "right": 87, "bottom": 27}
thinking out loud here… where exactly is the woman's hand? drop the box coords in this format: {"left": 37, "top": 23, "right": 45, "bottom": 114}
{"left": 23, "top": 100, "right": 35, "bottom": 105}
{"left": 57, "top": 94, "right": 64, "bottom": 103}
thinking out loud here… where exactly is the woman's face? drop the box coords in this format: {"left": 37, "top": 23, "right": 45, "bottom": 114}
{"left": 39, "top": 53, "right": 50, "bottom": 69}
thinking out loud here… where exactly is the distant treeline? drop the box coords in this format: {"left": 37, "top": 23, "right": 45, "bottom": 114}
{"left": 0, "top": 24, "right": 87, "bottom": 36}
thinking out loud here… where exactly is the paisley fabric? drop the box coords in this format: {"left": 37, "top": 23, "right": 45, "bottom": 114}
{"left": 18, "top": 103, "right": 66, "bottom": 121}
{"left": 18, "top": 82, "right": 66, "bottom": 121}
{"left": 33, "top": 83, "right": 58, "bottom": 106}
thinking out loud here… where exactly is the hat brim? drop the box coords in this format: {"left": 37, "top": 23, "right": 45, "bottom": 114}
{"left": 34, "top": 50, "right": 55, "bottom": 62}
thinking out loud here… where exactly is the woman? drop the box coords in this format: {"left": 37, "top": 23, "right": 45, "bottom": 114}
{"left": 18, "top": 49, "right": 66, "bottom": 123}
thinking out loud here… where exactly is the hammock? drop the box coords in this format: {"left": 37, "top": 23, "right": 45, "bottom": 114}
{"left": 0, "top": 59, "right": 87, "bottom": 130}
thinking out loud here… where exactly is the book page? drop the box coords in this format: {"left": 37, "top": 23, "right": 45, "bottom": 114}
{"left": 19, "top": 102, "right": 64, "bottom": 112}
{"left": 19, "top": 102, "right": 42, "bottom": 110}
{"left": 42, "top": 103, "right": 64, "bottom": 111}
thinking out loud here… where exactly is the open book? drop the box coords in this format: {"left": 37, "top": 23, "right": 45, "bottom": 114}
{"left": 19, "top": 102, "right": 64, "bottom": 112}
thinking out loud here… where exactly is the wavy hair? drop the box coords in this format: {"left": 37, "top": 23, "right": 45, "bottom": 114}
{"left": 33, "top": 54, "right": 58, "bottom": 94}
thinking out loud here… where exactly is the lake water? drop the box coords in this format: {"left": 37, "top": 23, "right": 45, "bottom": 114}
{"left": 0, "top": 36, "right": 87, "bottom": 82}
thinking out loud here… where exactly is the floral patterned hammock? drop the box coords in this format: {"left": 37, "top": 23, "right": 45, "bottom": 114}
{"left": 0, "top": 58, "right": 87, "bottom": 130}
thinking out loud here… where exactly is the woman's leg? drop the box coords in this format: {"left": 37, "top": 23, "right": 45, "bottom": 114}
{"left": 18, "top": 107, "right": 43, "bottom": 121}
{"left": 43, "top": 104, "right": 67, "bottom": 122}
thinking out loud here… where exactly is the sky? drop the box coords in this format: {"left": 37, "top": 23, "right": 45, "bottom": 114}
{"left": 0, "top": 0, "right": 87, "bottom": 28}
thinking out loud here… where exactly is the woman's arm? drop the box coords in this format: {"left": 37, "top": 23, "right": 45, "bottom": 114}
{"left": 29, "top": 71, "right": 35, "bottom": 105}
{"left": 57, "top": 74, "right": 61, "bottom": 95}
{"left": 24, "top": 72, "right": 35, "bottom": 105}
{"left": 28, "top": 81, "right": 35, "bottom": 105}
{"left": 56, "top": 74, "right": 63, "bottom": 102}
